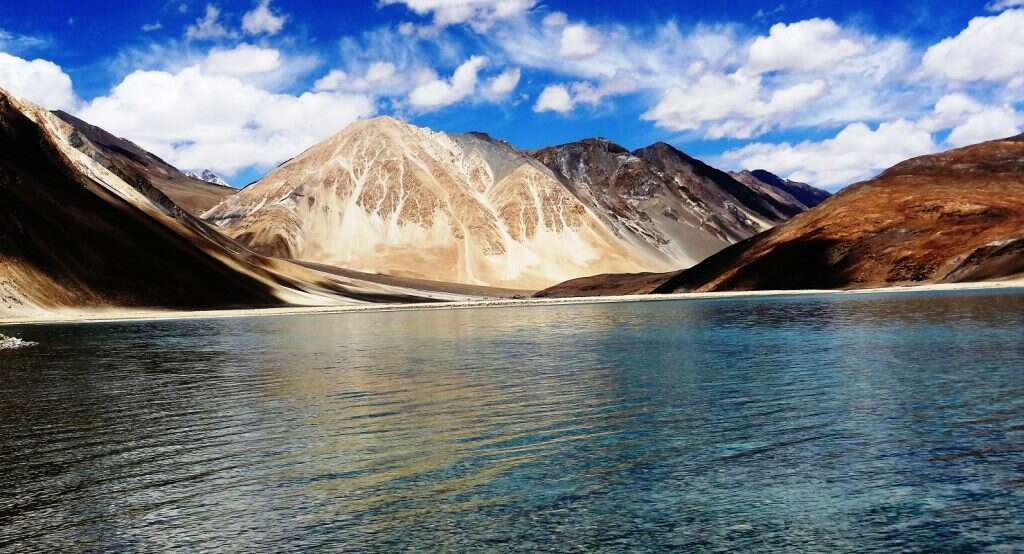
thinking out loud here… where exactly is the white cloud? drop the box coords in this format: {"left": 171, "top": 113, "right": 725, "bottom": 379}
{"left": 747, "top": 18, "right": 866, "bottom": 73}
{"left": 924, "top": 94, "right": 1024, "bottom": 147}
{"left": 559, "top": 24, "right": 602, "bottom": 59}
{"left": 922, "top": 9, "right": 1024, "bottom": 82}
{"left": 542, "top": 11, "right": 568, "bottom": 28}
{"left": 722, "top": 119, "right": 939, "bottom": 188}
{"left": 0, "top": 52, "right": 77, "bottom": 111}
{"left": 987, "top": 0, "right": 1024, "bottom": 10}
{"left": 185, "top": 4, "right": 235, "bottom": 40}
{"left": 407, "top": 55, "right": 487, "bottom": 109}
{"left": 0, "top": 29, "right": 50, "bottom": 53}
{"left": 202, "top": 44, "right": 281, "bottom": 76}
{"left": 80, "top": 66, "right": 374, "bottom": 175}
{"left": 381, "top": 0, "right": 536, "bottom": 31}
{"left": 533, "top": 84, "right": 572, "bottom": 113}
{"left": 242, "top": 0, "right": 286, "bottom": 36}
{"left": 314, "top": 61, "right": 436, "bottom": 96}
{"left": 141, "top": 22, "right": 163, "bottom": 32}
{"left": 485, "top": 66, "right": 520, "bottom": 99}
{"left": 642, "top": 71, "right": 827, "bottom": 138}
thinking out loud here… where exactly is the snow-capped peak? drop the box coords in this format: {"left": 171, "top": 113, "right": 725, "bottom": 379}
{"left": 185, "top": 169, "right": 229, "bottom": 187}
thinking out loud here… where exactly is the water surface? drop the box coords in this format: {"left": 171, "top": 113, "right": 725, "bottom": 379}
{"left": 2, "top": 290, "right": 1024, "bottom": 552}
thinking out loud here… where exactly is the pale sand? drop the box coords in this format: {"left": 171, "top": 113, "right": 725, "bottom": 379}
{"left": 1, "top": 279, "right": 1022, "bottom": 327}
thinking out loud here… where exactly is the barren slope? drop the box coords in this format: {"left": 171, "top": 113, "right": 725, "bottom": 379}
{"left": 206, "top": 118, "right": 670, "bottom": 290}
{"left": 53, "top": 110, "right": 236, "bottom": 215}
{"left": 654, "top": 134, "right": 1024, "bottom": 292}
{"left": 0, "top": 91, "right": 460, "bottom": 318}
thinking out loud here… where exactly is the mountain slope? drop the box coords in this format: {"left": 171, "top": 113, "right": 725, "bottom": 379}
{"left": 205, "top": 118, "right": 672, "bottom": 290}
{"left": 52, "top": 110, "right": 236, "bottom": 215}
{"left": 653, "top": 134, "right": 1024, "bottom": 292}
{"left": 0, "top": 91, "right": 458, "bottom": 318}
{"left": 731, "top": 169, "right": 830, "bottom": 210}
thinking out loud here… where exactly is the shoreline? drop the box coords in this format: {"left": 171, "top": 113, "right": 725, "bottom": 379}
{"left": 2, "top": 279, "right": 1022, "bottom": 327}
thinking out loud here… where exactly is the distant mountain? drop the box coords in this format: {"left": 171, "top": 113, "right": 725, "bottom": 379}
{"left": 52, "top": 110, "right": 236, "bottom": 215}
{"left": 0, "top": 90, "right": 458, "bottom": 318}
{"left": 205, "top": 119, "right": 816, "bottom": 289}
{"left": 731, "top": 169, "right": 830, "bottom": 209}
{"left": 539, "top": 134, "right": 1024, "bottom": 297}
{"left": 185, "top": 169, "right": 230, "bottom": 188}
{"left": 205, "top": 118, "right": 669, "bottom": 290}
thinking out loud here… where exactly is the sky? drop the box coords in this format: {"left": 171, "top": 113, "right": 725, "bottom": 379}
{"left": 0, "top": 1, "right": 1022, "bottom": 190}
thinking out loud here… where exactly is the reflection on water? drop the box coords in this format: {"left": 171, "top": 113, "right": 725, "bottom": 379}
{"left": 2, "top": 289, "right": 1024, "bottom": 551}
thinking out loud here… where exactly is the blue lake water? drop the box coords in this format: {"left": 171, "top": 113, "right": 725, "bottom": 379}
{"left": 2, "top": 289, "right": 1024, "bottom": 552}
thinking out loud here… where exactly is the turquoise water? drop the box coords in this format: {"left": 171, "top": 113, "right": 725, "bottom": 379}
{"left": 2, "top": 289, "right": 1024, "bottom": 552}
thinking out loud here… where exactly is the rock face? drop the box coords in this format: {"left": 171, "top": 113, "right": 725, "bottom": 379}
{"left": 652, "top": 134, "right": 1024, "bottom": 293}
{"left": 205, "top": 118, "right": 675, "bottom": 290}
{"left": 0, "top": 91, "right": 460, "bottom": 318}
{"left": 52, "top": 111, "right": 237, "bottom": 215}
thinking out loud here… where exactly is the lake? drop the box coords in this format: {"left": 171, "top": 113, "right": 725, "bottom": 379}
{"left": 2, "top": 289, "right": 1024, "bottom": 552}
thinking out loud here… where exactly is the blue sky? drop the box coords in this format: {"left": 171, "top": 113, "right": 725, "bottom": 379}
{"left": 0, "top": 0, "right": 1021, "bottom": 189}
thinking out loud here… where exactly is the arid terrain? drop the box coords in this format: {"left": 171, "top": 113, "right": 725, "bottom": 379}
{"left": 539, "top": 134, "right": 1024, "bottom": 297}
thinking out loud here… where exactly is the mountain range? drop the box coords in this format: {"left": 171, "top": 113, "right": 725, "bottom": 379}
{"left": 2, "top": 85, "right": 1019, "bottom": 319}
{"left": 204, "top": 117, "right": 824, "bottom": 289}
{"left": 538, "top": 134, "right": 1024, "bottom": 297}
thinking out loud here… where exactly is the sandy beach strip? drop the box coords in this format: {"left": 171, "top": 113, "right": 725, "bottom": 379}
{"left": 1, "top": 279, "right": 1022, "bottom": 327}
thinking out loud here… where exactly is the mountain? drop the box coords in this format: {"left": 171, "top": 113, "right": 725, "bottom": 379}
{"left": 51, "top": 111, "right": 236, "bottom": 216}
{"left": 539, "top": 134, "right": 1024, "bottom": 297}
{"left": 204, "top": 117, "right": 676, "bottom": 290}
{"left": 653, "top": 134, "right": 1024, "bottom": 292}
{"left": 185, "top": 169, "right": 230, "bottom": 187}
{"left": 0, "top": 90, "right": 462, "bottom": 318}
{"left": 730, "top": 169, "right": 830, "bottom": 209}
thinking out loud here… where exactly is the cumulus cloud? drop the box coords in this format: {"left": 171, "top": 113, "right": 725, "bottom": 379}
{"left": 242, "top": 0, "right": 287, "bottom": 36}
{"left": 642, "top": 71, "right": 827, "bottom": 138}
{"left": 407, "top": 55, "right": 487, "bottom": 109}
{"left": 923, "top": 94, "right": 1024, "bottom": 147}
{"left": 747, "top": 18, "right": 866, "bottom": 73}
{"left": 202, "top": 43, "right": 281, "bottom": 76}
{"left": 141, "top": 22, "right": 163, "bottom": 32}
{"left": 185, "top": 4, "right": 235, "bottom": 40}
{"left": 314, "top": 61, "right": 438, "bottom": 97}
{"left": 533, "top": 84, "right": 572, "bottom": 113}
{"left": 922, "top": 9, "right": 1024, "bottom": 82}
{"left": 722, "top": 119, "right": 939, "bottom": 188}
{"left": 380, "top": 0, "right": 536, "bottom": 31}
{"left": 534, "top": 71, "right": 638, "bottom": 114}
{"left": 559, "top": 24, "right": 602, "bottom": 59}
{"left": 484, "top": 66, "right": 520, "bottom": 99}
{"left": 542, "top": 11, "right": 568, "bottom": 28}
{"left": 80, "top": 66, "right": 374, "bottom": 174}
{"left": 0, "top": 52, "right": 77, "bottom": 111}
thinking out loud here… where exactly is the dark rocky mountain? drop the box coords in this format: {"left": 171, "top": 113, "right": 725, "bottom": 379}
{"left": 52, "top": 110, "right": 236, "bottom": 215}
{"left": 530, "top": 138, "right": 810, "bottom": 270}
{"left": 732, "top": 169, "right": 831, "bottom": 209}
